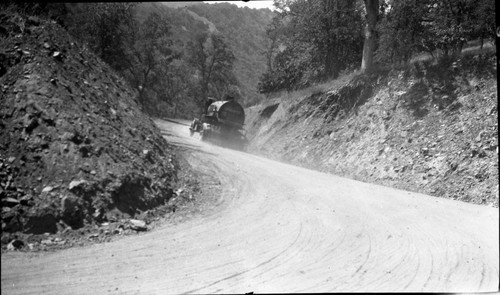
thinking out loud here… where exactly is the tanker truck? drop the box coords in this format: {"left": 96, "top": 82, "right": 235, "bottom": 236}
{"left": 189, "top": 98, "right": 248, "bottom": 150}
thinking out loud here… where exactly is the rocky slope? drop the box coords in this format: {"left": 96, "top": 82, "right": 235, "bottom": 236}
{"left": 0, "top": 11, "right": 179, "bottom": 250}
{"left": 246, "top": 52, "right": 498, "bottom": 207}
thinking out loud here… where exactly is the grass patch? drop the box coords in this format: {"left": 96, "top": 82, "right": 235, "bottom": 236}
{"left": 268, "top": 70, "right": 362, "bottom": 104}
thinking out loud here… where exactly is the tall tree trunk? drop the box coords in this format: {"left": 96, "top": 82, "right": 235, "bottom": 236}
{"left": 361, "top": 0, "right": 378, "bottom": 73}
{"left": 323, "top": 0, "right": 337, "bottom": 78}
{"left": 266, "top": 38, "right": 276, "bottom": 73}
{"left": 325, "top": 45, "right": 338, "bottom": 78}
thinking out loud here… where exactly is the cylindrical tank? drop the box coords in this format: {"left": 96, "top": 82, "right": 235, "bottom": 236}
{"left": 207, "top": 100, "right": 245, "bottom": 128}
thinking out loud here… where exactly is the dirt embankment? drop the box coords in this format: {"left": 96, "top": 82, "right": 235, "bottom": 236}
{"left": 246, "top": 54, "right": 498, "bottom": 207}
{"left": 0, "top": 12, "right": 180, "bottom": 250}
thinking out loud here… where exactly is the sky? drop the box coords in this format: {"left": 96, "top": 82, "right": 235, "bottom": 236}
{"left": 205, "top": 0, "right": 276, "bottom": 10}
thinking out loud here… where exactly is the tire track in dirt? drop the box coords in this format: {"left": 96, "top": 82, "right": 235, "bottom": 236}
{"left": 1, "top": 119, "right": 498, "bottom": 294}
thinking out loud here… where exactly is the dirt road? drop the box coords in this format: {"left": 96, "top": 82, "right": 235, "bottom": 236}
{"left": 2, "top": 119, "right": 498, "bottom": 294}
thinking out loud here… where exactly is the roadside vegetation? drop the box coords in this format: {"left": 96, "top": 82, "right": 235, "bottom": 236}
{"left": 246, "top": 0, "right": 497, "bottom": 207}
{"left": 258, "top": 0, "right": 495, "bottom": 93}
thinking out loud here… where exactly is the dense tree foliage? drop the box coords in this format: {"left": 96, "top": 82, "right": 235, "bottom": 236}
{"left": 64, "top": 3, "right": 137, "bottom": 71}
{"left": 187, "top": 32, "right": 237, "bottom": 111}
{"left": 259, "top": 0, "right": 364, "bottom": 93}
{"left": 259, "top": 0, "right": 496, "bottom": 93}
{"left": 155, "top": 59, "right": 195, "bottom": 117}
{"left": 122, "top": 12, "right": 179, "bottom": 104}
{"left": 60, "top": 3, "right": 187, "bottom": 114}
{"left": 187, "top": 3, "right": 274, "bottom": 106}
{"left": 376, "top": 0, "right": 496, "bottom": 64}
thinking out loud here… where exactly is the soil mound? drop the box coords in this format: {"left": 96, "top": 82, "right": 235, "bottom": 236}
{"left": 246, "top": 54, "right": 498, "bottom": 207}
{"left": 1, "top": 12, "right": 177, "bottom": 237}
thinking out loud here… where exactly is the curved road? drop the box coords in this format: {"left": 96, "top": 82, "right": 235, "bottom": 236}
{"left": 2, "top": 119, "right": 498, "bottom": 294}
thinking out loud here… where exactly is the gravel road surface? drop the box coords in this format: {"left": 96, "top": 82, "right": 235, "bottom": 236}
{"left": 1, "top": 119, "right": 498, "bottom": 294}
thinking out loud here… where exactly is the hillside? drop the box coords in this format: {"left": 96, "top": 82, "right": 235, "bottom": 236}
{"left": 185, "top": 3, "right": 274, "bottom": 106}
{"left": 134, "top": 2, "right": 210, "bottom": 45}
{"left": 144, "top": 2, "right": 274, "bottom": 107}
{"left": 160, "top": 2, "right": 274, "bottom": 106}
{"left": 53, "top": 2, "right": 273, "bottom": 119}
{"left": 0, "top": 11, "right": 180, "bottom": 250}
{"left": 245, "top": 52, "right": 498, "bottom": 207}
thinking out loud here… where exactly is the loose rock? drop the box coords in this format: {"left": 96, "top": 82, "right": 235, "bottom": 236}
{"left": 7, "top": 239, "right": 24, "bottom": 250}
{"left": 129, "top": 219, "right": 147, "bottom": 231}
{"left": 68, "top": 180, "right": 87, "bottom": 191}
{"left": 2, "top": 197, "right": 20, "bottom": 207}
{"left": 42, "top": 186, "right": 53, "bottom": 193}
